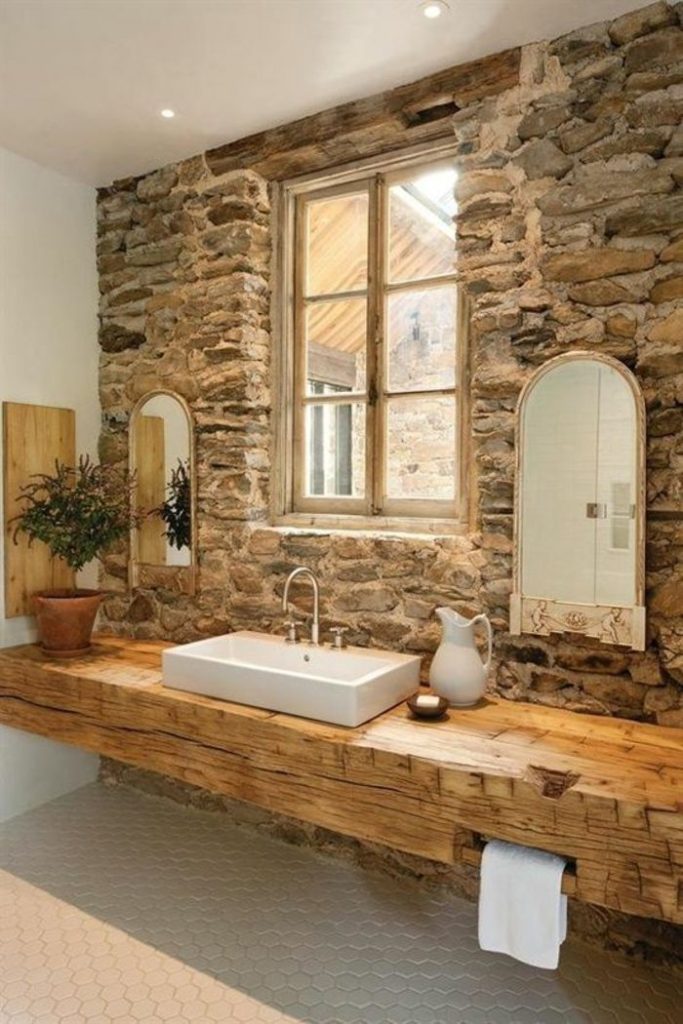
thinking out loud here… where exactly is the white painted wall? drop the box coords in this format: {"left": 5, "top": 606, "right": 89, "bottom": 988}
{"left": 0, "top": 146, "right": 100, "bottom": 819}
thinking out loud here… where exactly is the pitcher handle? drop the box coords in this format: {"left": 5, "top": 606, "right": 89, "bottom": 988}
{"left": 472, "top": 614, "right": 493, "bottom": 673}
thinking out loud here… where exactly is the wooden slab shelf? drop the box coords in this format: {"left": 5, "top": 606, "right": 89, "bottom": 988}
{"left": 0, "top": 636, "right": 680, "bottom": 925}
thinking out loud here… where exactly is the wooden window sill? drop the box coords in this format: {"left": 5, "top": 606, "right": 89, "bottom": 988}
{"left": 271, "top": 512, "right": 468, "bottom": 538}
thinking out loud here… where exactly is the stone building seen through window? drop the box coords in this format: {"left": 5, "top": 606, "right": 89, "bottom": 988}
{"left": 280, "top": 155, "right": 465, "bottom": 529}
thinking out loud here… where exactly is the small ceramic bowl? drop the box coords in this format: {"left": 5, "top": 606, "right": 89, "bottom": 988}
{"left": 407, "top": 692, "right": 449, "bottom": 719}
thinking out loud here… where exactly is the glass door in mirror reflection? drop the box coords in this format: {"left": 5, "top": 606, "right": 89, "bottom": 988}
{"left": 520, "top": 359, "right": 636, "bottom": 608}
{"left": 134, "top": 394, "right": 192, "bottom": 568}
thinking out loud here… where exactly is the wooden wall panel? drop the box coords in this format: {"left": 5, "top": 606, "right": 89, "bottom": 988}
{"left": 3, "top": 402, "right": 76, "bottom": 617}
{"left": 135, "top": 415, "right": 166, "bottom": 565}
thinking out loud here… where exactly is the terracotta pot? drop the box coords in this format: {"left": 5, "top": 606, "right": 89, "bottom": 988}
{"left": 32, "top": 589, "right": 102, "bottom": 657}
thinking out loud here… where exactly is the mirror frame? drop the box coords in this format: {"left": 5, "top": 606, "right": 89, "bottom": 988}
{"left": 510, "top": 352, "right": 646, "bottom": 651}
{"left": 128, "top": 389, "right": 197, "bottom": 595}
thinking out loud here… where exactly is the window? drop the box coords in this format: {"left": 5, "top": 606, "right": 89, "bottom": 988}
{"left": 276, "top": 153, "right": 466, "bottom": 530}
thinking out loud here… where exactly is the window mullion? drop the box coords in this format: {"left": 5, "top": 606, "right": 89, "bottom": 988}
{"left": 366, "top": 173, "right": 386, "bottom": 517}
{"left": 292, "top": 193, "right": 307, "bottom": 513}
{"left": 365, "top": 175, "right": 382, "bottom": 517}
{"left": 384, "top": 386, "right": 456, "bottom": 401}
{"left": 384, "top": 274, "right": 459, "bottom": 295}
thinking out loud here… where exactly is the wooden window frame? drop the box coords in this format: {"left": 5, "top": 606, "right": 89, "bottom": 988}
{"left": 272, "top": 143, "right": 470, "bottom": 536}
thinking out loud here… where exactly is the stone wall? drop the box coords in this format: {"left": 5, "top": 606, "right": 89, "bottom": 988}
{"left": 98, "top": 1, "right": 683, "bottom": 726}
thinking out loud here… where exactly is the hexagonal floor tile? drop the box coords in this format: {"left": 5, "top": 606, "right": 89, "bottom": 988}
{"left": 0, "top": 784, "right": 678, "bottom": 1024}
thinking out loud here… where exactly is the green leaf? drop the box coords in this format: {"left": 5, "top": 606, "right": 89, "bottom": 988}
{"left": 12, "top": 456, "right": 141, "bottom": 573}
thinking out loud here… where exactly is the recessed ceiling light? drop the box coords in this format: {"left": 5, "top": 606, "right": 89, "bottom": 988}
{"left": 421, "top": 0, "right": 449, "bottom": 18}
{"left": 160, "top": 108, "right": 176, "bottom": 119}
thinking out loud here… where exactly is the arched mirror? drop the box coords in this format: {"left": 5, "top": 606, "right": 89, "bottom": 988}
{"left": 129, "top": 391, "right": 196, "bottom": 592}
{"left": 510, "top": 353, "right": 645, "bottom": 651}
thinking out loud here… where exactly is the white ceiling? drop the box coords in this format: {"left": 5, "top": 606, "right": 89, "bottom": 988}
{"left": 0, "top": 0, "right": 649, "bottom": 187}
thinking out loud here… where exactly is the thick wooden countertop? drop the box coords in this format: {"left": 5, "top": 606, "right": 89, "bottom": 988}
{"left": 0, "top": 635, "right": 681, "bottom": 925}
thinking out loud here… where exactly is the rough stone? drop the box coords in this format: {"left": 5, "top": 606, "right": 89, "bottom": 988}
{"left": 649, "top": 578, "right": 683, "bottom": 617}
{"left": 658, "top": 708, "right": 683, "bottom": 727}
{"left": 456, "top": 193, "right": 513, "bottom": 222}
{"left": 626, "top": 90, "right": 683, "bottom": 127}
{"left": 626, "top": 66, "right": 683, "bottom": 92}
{"left": 559, "top": 119, "right": 612, "bottom": 154}
{"left": 568, "top": 280, "right": 637, "bottom": 306}
{"left": 573, "top": 55, "right": 623, "bottom": 82}
{"left": 609, "top": 2, "right": 677, "bottom": 45}
{"left": 541, "top": 248, "right": 655, "bottom": 283}
{"left": 514, "top": 139, "right": 572, "bottom": 179}
{"left": 649, "top": 407, "right": 683, "bottom": 436}
{"left": 582, "top": 128, "right": 672, "bottom": 161}
{"left": 455, "top": 171, "right": 512, "bottom": 202}
{"left": 665, "top": 125, "right": 683, "bottom": 154}
{"left": 335, "top": 587, "right": 399, "bottom": 614}
{"left": 126, "top": 239, "right": 183, "bottom": 266}
{"left": 106, "top": 286, "right": 153, "bottom": 309}
{"left": 127, "top": 593, "right": 156, "bottom": 623}
{"left": 648, "top": 308, "right": 683, "bottom": 343}
{"left": 606, "top": 312, "right": 638, "bottom": 338}
{"left": 136, "top": 166, "right": 178, "bottom": 201}
{"left": 99, "top": 322, "right": 146, "bottom": 353}
{"left": 249, "top": 529, "right": 281, "bottom": 555}
{"left": 640, "top": 345, "right": 683, "bottom": 378}
{"left": 660, "top": 237, "right": 683, "bottom": 261}
{"left": 518, "top": 105, "right": 570, "bottom": 140}
{"left": 537, "top": 169, "right": 673, "bottom": 216}
{"left": 623, "top": 27, "right": 683, "bottom": 73}
{"left": 606, "top": 194, "right": 683, "bottom": 234}
{"left": 649, "top": 274, "right": 683, "bottom": 302}
{"left": 551, "top": 29, "right": 609, "bottom": 69}
{"left": 581, "top": 674, "right": 647, "bottom": 710}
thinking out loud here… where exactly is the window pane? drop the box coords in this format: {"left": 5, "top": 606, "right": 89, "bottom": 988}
{"left": 305, "top": 297, "right": 366, "bottom": 395}
{"left": 386, "top": 396, "right": 456, "bottom": 501}
{"left": 387, "top": 286, "right": 456, "bottom": 393}
{"left": 305, "top": 403, "right": 366, "bottom": 498}
{"left": 388, "top": 167, "right": 456, "bottom": 284}
{"left": 306, "top": 192, "right": 368, "bottom": 296}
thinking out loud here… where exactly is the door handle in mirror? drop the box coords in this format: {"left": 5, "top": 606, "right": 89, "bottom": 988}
{"left": 586, "top": 502, "right": 607, "bottom": 519}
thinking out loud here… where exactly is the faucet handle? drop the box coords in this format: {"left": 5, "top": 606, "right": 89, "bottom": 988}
{"left": 329, "top": 626, "right": 349, "bottom": 649}
{"left": 284, "top": 620, "right": 299, "bottom": 644}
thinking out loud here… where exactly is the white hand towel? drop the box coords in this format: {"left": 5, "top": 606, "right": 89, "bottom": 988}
{"left": 478, "top": 839, "right": 568, "bottom": 969}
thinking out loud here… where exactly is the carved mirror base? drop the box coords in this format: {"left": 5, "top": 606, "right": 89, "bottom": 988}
{"left": 510, "top": 595, "right": 646, "bottom": 652}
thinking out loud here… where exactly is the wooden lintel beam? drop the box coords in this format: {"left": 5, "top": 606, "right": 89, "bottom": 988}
{"left": 205, "top": 48, "right": 521, "bottom": 180}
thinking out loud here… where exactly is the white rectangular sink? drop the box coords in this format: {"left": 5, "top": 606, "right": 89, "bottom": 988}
{"left": 162, "top": 631, "right": 421, "bottom": 727}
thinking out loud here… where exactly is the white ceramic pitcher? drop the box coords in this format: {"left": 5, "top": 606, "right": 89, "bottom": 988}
{"left": 429, "top": 607, "right": 492, "bottom": 707}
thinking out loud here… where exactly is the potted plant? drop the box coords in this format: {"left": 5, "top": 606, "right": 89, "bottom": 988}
{"left": 13, "top": 456, "right": 137, "bottom": 656}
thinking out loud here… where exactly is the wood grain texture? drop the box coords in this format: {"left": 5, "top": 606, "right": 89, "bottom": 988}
{"left": 0, "top": 636, "right": 680, "bottom": 924}
{"left": 205, "top": 48, "right": 521, "bottom": 181}
{"left": 3, "top": 402, "right": 75, "bottom": 617}
{"left": 135, "top": 414, "right": 166, "bottom": 565}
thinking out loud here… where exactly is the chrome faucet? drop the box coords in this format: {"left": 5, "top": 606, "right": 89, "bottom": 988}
{"left": 282, "top": 566, "right": 320, "bottom": 646}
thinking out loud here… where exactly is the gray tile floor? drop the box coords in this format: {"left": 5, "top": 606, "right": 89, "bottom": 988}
{"left": 0, "top": 784, "right": 679, "bottom": 1024}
